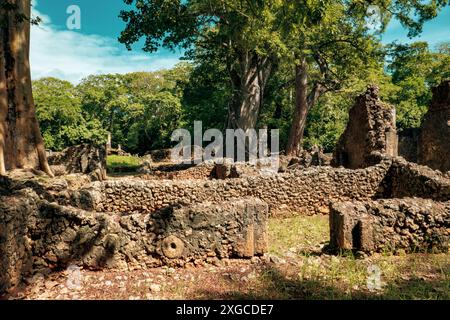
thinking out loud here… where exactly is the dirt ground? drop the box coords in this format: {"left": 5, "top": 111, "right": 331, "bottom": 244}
{"left": 2, "top": 215, "right": 449, "bottom": 300}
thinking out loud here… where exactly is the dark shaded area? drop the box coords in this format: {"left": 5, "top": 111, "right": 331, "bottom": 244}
{"left": 192, "top": 261, "right": 450, "bottom": 300}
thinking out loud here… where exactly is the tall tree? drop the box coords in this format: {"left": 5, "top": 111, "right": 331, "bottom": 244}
{"left": 285, "top": 0, "right": 450, "bottom": 156}
{"left": 0, "top": 0, "right": 53, "bottom": 176}
{"left": 118, "top": 0, "right": 297, "bottom": 131}
{"left": 33, "top": 77, "right": 107, "bottom": 150}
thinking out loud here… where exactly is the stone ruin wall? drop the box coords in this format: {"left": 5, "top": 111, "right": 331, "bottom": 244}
{"left": 386, "top": 158, "right": 450, "bottom": 201}
{"left": 396, "top": 80, "right": 450, "bottom": 173}
{"left": 139, "top": 163, "right": 214, "bottom": 180}
{"left": 2, "top": 82, "right": 450, "bottom": 293}
{"left": 417, "top": 80, "right": 450, "bottom": 173}
{"left": 330, "top": 198, "right": 449, "bottom": 254}
{"left": 2, "top": 155, "right": 450, "bottom": 293}
{"left": 332, "top": 85, "right": 398, "bottom": 169}
{"left": 1, "top": 188, "right": 268, "bottom": 293}
{"left": 328, "top": 82, "right": 450, "bottom": 254}
{"left": 327, "top": 156, "right": 450, "bottom": 255}
{"left": 77, "top": 161, "right": 392, "bottom": 217}
{"left": 48, "top": 144, "right": 107, "bottom": 181}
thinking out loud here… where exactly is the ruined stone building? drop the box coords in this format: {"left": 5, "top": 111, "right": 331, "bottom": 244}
{"left": 332, "top": 85, "right": 398, "bottom": 169}
{"left": 397, "top": 80, "right": 450, "bottom": 173}
{"left": 417, "top": 80, "right": 450, "bottom": 172}
{"left": 1, "top": 82, "right": 449, "bottom": 294}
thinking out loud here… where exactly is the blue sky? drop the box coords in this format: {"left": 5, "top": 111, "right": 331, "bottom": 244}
{"left": 30, "top": 0, "right": 450, "bottom": 83}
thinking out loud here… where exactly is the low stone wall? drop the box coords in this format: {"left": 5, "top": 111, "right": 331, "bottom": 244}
{"left": 4, "top": 152, "right": 450, "bottom": 293}
{"left": 0, "top": 189, "right": 36, "bottom": 293}
{"left": 77, "top": 160, "right": 392, "bottom": 216}
{"left": 330, "top": 198, "right": 450, "bottom": 254}
{"left": 0, "top": 190, "right": 268, "bottom": 293}
{"left": 384, "top": 158, "right": 450, "bottom": 201}
{"left": 140, "top": 162, "right": 214, "bottom": 180}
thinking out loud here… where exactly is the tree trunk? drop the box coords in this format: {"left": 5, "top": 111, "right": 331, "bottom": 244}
{"left": 0, "top": 0, "right": 53, "bottom": 176}
{"left": 286, "top": 60, "right": 309, "bottom": 156}
{"left": 227, "top": 52, "right": 272, "bottom": 131}
{"left": 286, "top": 59, "right": 326, "bottom": 156}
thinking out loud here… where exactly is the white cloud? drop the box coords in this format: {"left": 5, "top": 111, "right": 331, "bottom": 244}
{"left": 30, "top": 1, "right": 181, "bottom": 84}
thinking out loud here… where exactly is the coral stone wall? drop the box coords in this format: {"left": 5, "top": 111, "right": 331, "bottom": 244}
{"left": 77, "top": 160, "right": 392, "bottom": 216}
{"left": 418, "top": 80, "right": 450, "bottom": 173}
{"left": 0, "top": 190, "right": 36, "bottom": 293}
{"left": 0, "top": 191, "right": 268, "bottom": 293}
{"left": 330, "top": 198, "right": 450, "bottom": 253}
{"left": 48, "top": 144, "right": 107, "bottom": 181}
{"left": 332, "top": 85, "right": 398, "bottom": 169}
{"left": 384, "top": 158, "right": 450, "bottom": 201}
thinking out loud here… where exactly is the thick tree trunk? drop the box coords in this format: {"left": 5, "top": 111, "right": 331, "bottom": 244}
{"left": 0, "top": 0, "right": 53, "bottom": 176}
{"left": 286, "top": 60, "right": 309, "bottom": 156}
{"left": 286, "top": 59, "right": 326, "bottom": 156}
{"left": 227, "top": 52, "right": 272, "bottom": 131}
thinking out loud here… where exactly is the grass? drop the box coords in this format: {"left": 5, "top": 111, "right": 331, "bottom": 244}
{"left": 268, "top": 215, "right": 329, "bottom": 256}
{"left": 106, "top": 155, "right": 142, "bottom": 173}
{"left": 151, "top": 216, "right": 449, "bottom": 300}
{"left": 263, "top": 216, "right": 450, "bottom": 300}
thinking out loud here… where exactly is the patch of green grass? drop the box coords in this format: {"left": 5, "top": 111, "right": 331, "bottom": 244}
{"left": 268, "top": 215, "right": 329, "bottom": 256}
{"left": 265, "top": 216, "right": 450, "bottom": 300}
{"left": 107, "top": 155, "right": 142, "bottom": 173}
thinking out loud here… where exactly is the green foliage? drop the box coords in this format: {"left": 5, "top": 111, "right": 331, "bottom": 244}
{"left": 304, "top": 95, "right": 349, "bottom": 152}
{"left": 32, "top": 1, "right": 450, "bottom": 155}
{"left": 181, "top": 52, "right": 230, "bottom": 133}
{"left": 33, "top": 77, "right": 107, "bottom": 150}
{"left": 387, "top": 41, "right": 450, "bottom": 130}
{"left": 127, "top": 91, "right": 184, "bottom": 151}
{"left": 74, "top": 64, "right": 190, "bottom": 154}
{"left": 34, "top": 39, "right": 450, "bottom": 155}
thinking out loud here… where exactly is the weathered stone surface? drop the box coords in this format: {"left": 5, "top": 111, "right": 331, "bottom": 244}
{"left": 140, "top": 162, "right": 213, "bottom": 180}
{"left": 153, "top": 199, "right": 268, "bottom": 263}
{"left": 77, "top": 159, "right": 392, "bottom": 216}
{"left": 211, "top": 160, "right": 268, "bottom": 179}
{"left": 330, "top": 198, "right": 450, "bottom": 254}
{"left": 48, "top": 144, "right": 107, "bottom": 181}
{"left": 0, "top": 189, "right": 38, "bottom": 293}
{"left": 382, "top": 157, "right": 450, "bottom": 201}
{"left": 332, "top": 85, "right": 398, "bottom": 169}
{"left": 4, "top": 145, "right": 450, "bottom": 294}
{"left": 288, "top": 146, "right": 332, "bottom": 169}
{"left": 418, "top": 80, "right": 450, "bottom": 173}
{"left": 0, "top": 192, "right": 268, "bottom": 293}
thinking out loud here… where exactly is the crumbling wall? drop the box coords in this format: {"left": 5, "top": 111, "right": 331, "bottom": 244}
{"left": 77, "top": 160, "right": 392, "bottom": 216}
{"left": 48, "top": 144, "right": 107, "bottom": 181}
{"left": 0, "top": 191, "right": 268, "bottom": 293}
{"left": 30, "top": 197, "right": 268, "bottom": 271}
{"left": 0, "top": 189, "right": 37, "bottom": 293}
{"left": 383, "top": 158, "right": 450, "bottom": 201}
{"left": 140, "top": 162, "right": 214, "bottom": 180}
{"left": 418, "top": 80, "right": 450, "bottom": 173}
{"left": 332, "top": 85, "right": 398, "bottom": 169}
{"left": 330, "top": 198, "right": 449, "bottom": 254}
